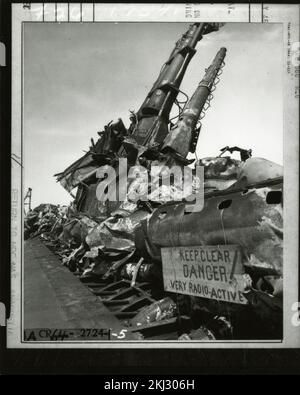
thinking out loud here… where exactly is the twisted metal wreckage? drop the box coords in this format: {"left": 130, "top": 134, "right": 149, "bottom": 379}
{"left": 25, "top": 23, "right": 283, "bottom": 340}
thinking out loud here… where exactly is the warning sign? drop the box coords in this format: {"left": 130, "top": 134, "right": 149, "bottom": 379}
{"left": 161, "top": 245, "right": 247, "bottom": 304}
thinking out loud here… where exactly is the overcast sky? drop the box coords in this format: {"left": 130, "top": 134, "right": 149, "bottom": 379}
{"left": 24, "top": 22, "right": 283, "bottom": 207}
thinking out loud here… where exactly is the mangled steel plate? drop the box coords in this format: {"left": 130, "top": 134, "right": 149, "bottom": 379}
{"left": 161, "top": 245, "right": 247, "bottom": 304}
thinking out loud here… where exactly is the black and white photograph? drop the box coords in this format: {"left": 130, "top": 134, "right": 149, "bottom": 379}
{"left": 5, "top": 3, "right": 299, "bottom": 353}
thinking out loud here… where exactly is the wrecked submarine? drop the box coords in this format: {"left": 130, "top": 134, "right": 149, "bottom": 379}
{"left": 25, "top": 23, "right": 283, "bottom": 341}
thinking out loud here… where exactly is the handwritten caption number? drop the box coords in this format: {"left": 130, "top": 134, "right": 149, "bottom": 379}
{"left": 111, "top": 329, "right": 128, "bottom": 339}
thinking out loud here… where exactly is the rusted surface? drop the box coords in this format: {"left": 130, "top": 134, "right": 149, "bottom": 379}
{"left": 133, "top": 23, "right": 221, "bottom": 147}
{"left": 162, "top": 48, "right": 227, "bottom": 157}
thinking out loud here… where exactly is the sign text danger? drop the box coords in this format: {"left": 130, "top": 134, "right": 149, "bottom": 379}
{"left": 161, "top": 245, "right": 247, "bottom": 304}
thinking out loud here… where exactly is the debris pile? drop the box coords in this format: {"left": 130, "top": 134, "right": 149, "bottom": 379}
{"left": 25, "top": 23, "right": 283, "bottom": 340}
{"left": 24, "top": 204, "right": 66, "bottom": 240}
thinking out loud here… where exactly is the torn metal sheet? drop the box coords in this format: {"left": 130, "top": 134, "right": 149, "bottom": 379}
{"left": 59, "top": 215, "right": 98, "bottom": 246}
{"left": 55, "top": 152, "right": 98, "bottom": 192}
{"left": 197, "top": 156, "right": 241, "bottom": 191}
{"left": 86, "top": 209, "right": 150, "bottom": 251}
{"left": 141, "top": 175, "right": 283, "bottom": 275}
